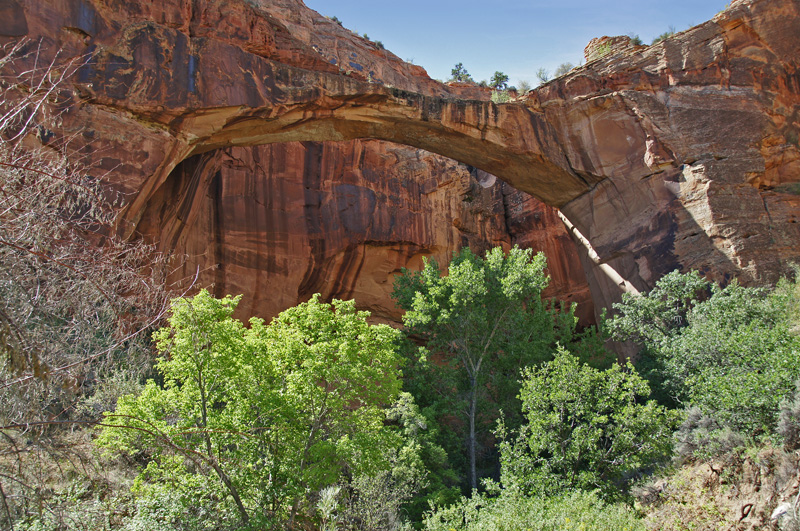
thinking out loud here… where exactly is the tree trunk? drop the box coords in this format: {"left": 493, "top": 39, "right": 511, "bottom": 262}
{"left": 469, "top": 375, "right": 478, "bottom": 490}
{"left": 207, "top": 458, "right": 250, "bottom": 525}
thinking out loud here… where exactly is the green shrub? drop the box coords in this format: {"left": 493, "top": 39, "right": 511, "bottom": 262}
{"left": 499, "top": 348, "right": 678, "bottom": 500}
{"left": 423, "top": 490, "right": 646, "bottom": 531}
{"left": 607, "top": 270, "right": 800, "bottom": 438}
{"left": 491, "top": 90, "right": 510, "bottom": 103}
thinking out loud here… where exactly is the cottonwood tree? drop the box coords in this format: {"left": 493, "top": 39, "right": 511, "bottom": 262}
{"left": 393, "top": 246, "right": 576, "bottom": 490}
{"left": 98, "top": 291, "right": 415, "bottom": 528}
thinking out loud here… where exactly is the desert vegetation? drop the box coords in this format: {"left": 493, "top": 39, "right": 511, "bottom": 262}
{"left": 2, "top": 28, "right": 800, "bottom": 531}
{"left": 5, "top": 213, "right": 799, "bottom": 529}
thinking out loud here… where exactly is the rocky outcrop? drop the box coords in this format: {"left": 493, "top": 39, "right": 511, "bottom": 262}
{"left": 3, "top": 0, "right": 799, "bottom": 320}
{"left": 135, "top": 139, "right": 593, "bottom": 323}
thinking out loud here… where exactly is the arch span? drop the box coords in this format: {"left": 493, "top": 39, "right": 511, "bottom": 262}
{"left": 7, "top": 0, "right": 800, "bottom": 313}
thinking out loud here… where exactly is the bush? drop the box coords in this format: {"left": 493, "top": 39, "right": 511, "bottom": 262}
{"left": 423, "top": 489, "right": 646, "bottom": 531}
{"left": 491, "top": 90, "right": 510, "bottom": 103}
{"left": 778, "top": 382, "right": 800, "bottom": 450}
{"left": 607, "top": 271, "right": 800, "bottom": 438}
{"left": 0, "top": 40, "right": 169, "bottom": 531}
{"left": 499, "top": 348, "right": 678, "bottom": 500}
{"left": 674, "top": 407, "right": 747, "bottom": 460}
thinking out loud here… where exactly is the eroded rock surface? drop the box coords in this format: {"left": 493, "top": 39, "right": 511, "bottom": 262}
{"left": 135, "top": 139, "right": 593, "bottom": 323}
{"left": 4, "top": 0, "right": 799, "bottom": 319}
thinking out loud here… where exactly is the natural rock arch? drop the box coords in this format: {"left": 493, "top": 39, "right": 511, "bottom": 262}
{"left": 5, "top": 0, "right": 800, "bottom": 316}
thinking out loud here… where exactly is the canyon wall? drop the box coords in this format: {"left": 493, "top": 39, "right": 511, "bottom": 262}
{"left": 134, "top": 139, "right": 593, "bottom": 323}
{"left": 2, "top": 0, "right": 799, "bottom": 320}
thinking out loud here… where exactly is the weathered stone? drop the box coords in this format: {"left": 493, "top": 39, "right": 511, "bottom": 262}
{"left": 135, "top": 139, "right": 594, "bottom": 323}
{"left": 7, "top": 0, "right": 800, "bottom": 320}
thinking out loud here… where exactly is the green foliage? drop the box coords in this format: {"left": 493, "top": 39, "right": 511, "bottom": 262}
{"left": 122, "top": 483, "right": 241, "bottom": 531}
{"left": 628, "top": 33, "right": 643, "bottom": 46}
{"left": 491, "top": 90, "right": 510, "bottom": 103}
{"left": 392, "top": 246, "right": 589, "bottom": 490}
{"left": 517, "top": 79, "right": 532, "bottom": 94}
{"left": 607, "top": 270, "right": 800, "bottom": 438}
{"left": 489, "top": 71, "right": 509, "bottom": 90}
{"left": 535, "top": 67, "right": 550, "bottom": 84}
{"left": 328, "top": 15, "right": 343, "bottom": 26}
{"left": 597, "top": 43, "right": 613, "bottom": 58}
{"left": 97, "top": 290, "right": 407, "bottom": 526}
{"left": 450, "top": 62, "right": 474, "bottom": 83}
{"left": 499, "top": 348, "right": 678, "bottom": 500}
{"left": 651, "top": 25, "right": 676, "bottom": 45}
{"left": 779, "top": 382, "right": 800, "bottom": 450}
{"left": 423, "top": 489, "right": 646, "bottom": 531}
{"left": 553, "top": 62, "right": 575, "bottom": 77}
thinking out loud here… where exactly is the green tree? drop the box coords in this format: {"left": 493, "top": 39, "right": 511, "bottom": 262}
{"left": 393, "top": 246, "right": 574, "bottom": 490}
{"left": 97, "top": 291, "right": 407, "bottom": 528}
{"left": 450, "top": 62, "right": 474, "bottom": 83}
{"left": 499, "top": 348, "right": 678, "bottom": 499}
{"left": 489, "top": 71, "right": 509, "bottom": 90}
{"left": 535, "top": 67, "right": 550, "bottom": 85}
{"left": 553, "top": 62, "right": 574, "bottom": 77}
{"left": 607, "top": 270, "right": 800, "bottom": 437}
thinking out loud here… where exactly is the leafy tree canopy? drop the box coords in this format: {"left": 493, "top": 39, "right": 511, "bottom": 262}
{"left": 392, "top": 246, "right": 585, "bottom": 490}
{"left": 499, "top": 348, "right": 678, "bottom": 500}
{"left": 98, "top": 290, "right": 410, "bottom": 527}
{"left": 606, "top": 270, "right": 800, "bottom": 436}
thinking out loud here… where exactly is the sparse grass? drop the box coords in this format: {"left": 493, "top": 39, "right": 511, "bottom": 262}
{"left": 638, "top": 444, "right": 800, "bottom": 530}
{"left": 595, "top": 42, "right": 612, "bottom": 58}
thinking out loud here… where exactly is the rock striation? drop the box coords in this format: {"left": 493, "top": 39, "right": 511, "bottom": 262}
{"left": 134, "top": 139, "right": 594, "bottom": 323}
{"left": 3, "top": 0, "right": 799, "bottom": 320}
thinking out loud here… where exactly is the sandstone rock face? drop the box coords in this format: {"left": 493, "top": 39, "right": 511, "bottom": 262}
{"left": 134, "top": 139, "right": 593, "bottom": 323}
{"left": 4, "top": 0, "right": 799, "bottom": 320}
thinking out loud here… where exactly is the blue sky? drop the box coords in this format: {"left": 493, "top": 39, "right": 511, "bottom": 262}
{"left": 303, "top": 0, "right": 728, "bottom": 86}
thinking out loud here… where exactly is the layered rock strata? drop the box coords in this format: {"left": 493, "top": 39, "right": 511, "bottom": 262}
{"left": 135, "top": 139, "right": 593, "bottom": 323}
{"left": 3, "top": 0, "right": 799, "bottom": 319}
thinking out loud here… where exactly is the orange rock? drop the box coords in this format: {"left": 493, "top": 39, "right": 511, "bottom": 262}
{"left": 5, "top": 0, "right": 799, "bottom": 322}
{"left": 135, "top": 139, "right": 594, "bottom": 324}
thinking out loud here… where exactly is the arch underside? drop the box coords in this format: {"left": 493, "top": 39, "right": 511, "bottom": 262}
{"left": 6, "top": 0, "right": 799, "bottom": 320}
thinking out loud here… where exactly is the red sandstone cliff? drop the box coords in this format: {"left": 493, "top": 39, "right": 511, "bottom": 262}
{"left": 134, "top": 139, "right": 593, "bottom": 323}
{"left": 2, "top": 0, "right": 798, "bottom": 322}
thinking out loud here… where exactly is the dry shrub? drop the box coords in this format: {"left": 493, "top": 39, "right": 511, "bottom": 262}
{"left": 0, "top": 39, "right": 174, "bottom": 529}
